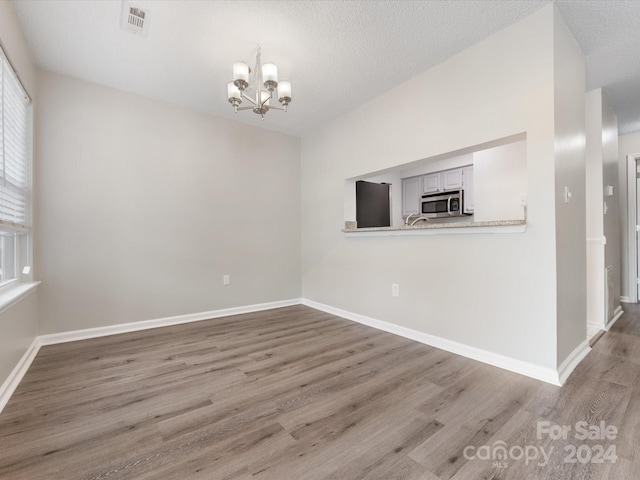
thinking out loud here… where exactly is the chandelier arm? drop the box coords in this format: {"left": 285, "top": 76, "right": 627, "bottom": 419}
{"left": 241, "top": 92, "right": 257, "bottom": 106}
{"left": 266, "top": 105, "right": 284, "bottom": 111}
{"left": 236, "top": 106, "right": 255, "bottom": 112}
{"left": 260, "top": 92, "right": 273, "bottom": 108}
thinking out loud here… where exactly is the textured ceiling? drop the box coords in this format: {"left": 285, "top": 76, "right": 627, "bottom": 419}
{"left": 554, "top": 0, "right": 640, "bottom": 135}
{"left": 9, "top": 0, "right": 640, "bottom": 136}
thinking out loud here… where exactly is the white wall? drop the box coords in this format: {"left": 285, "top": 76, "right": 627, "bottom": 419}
{"left": 473, "top": 140, "right": 527, "bottom": 222}
{"left": 552, "top": 8, "right": 587, "bottom": 364}
{"left": 36, "top": 71, "right": 301, "bottom": 334}
{"left": 399, "top": 154, "right": 473, "bottom": 179}
{"left": 619, "top": 132, "right": 640, "bottom": 302}
{"left": 0, "top": 2, "right": 39, "bottom": 390}
{"left": 301, "top": 6, "right": 562, "bottom": 372}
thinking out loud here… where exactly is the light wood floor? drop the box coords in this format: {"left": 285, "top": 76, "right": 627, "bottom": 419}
{"left": 1, "top": 304, "right": 639, "bottom": 479}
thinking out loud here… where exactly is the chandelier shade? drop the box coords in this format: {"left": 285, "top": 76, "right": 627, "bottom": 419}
{"left": 227, "top": 46, "right": 292, "bottom": 118}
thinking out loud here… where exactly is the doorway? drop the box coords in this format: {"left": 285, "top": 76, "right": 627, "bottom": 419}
{"left": 637, "top": 161, "right": 640, "bottom": 302}
{"left": 626, "top": 154, "right": 640, "bottom": 303}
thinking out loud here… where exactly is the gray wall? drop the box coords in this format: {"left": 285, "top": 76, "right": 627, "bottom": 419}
{"left": 36, "top": 71, "right": 301, "bottom": 334}
{"left": 0, "top": 2, "right": 39, "bottom": 388}
{"left": 0, "top": 292, "right": 38, "bottom": 386}
{"left": 585, "top": 89, "right": 606, "bottom": 327}
{"left": 301, "top": 6, "right": 562, "bottom": 371}
{"left": 602, "top": 93, "right": 621, "bottom": 314}
{"left": 619, "top": 132, "right": 640, "bottom": 302}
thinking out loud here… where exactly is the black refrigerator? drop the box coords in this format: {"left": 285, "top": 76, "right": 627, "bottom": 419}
{"left": 355, "top": 180, "right": 391, "bottom": 228}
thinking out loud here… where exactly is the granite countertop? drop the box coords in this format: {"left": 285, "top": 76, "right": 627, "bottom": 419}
{"left": 342, "top": 218, "right": 526, "bottom": 235}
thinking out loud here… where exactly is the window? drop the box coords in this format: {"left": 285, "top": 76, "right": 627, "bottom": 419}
{"left": 0, "top": 45, "right": 31, "bottom": 286}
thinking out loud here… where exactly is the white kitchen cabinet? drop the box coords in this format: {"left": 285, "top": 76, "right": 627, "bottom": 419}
{"left": 422, "top": 169, "right": 463, "bottom": 194}
{"left": 463, "top": 165, "right": 474, "bottom": 213}
{"left": 402, "top": 177, "right": 421, "bottom": 216}
{"left": 403, "top": 166, "right": 472, "bottom": 217}
{"left": 422, "top": 173, "right": 440, "bottom": 194}
{"left": 442, "top": 168, "right": 463, "bottom": 190}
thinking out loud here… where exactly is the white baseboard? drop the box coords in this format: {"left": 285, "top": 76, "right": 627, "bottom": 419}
{"left": 0, "top": 338, "right": 42, "bottom": 414}
{"left": 39, "top": 298, "right": 302, "bottom": 346}
{"left": 301, "top": 298, "right": 563, "bottom": 386}
{"left": 620, "top": 296, "right": 634, "bottom": 304}
{"left": 2, "top": 295, "right": 593, "bottom": 416}
{"left": 606, "top": 306, "right": 624, "bottom": 331}
{"left": 557, "top": 340, "right": 591, "bottom": 385}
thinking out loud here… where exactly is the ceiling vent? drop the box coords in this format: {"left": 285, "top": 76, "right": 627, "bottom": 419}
{"left": 121, "top": 2, "right": 150, "bottom": 37}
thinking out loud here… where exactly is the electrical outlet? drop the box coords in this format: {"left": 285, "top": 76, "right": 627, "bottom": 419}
{"left": 223, "top": 274, "right": 230, "bottom": 286}
{"left": 392, "top": 283, "right": 400, "bottom": 297}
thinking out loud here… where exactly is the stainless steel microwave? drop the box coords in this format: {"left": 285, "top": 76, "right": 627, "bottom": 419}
{"left": 421, "top": 189, "right": 468, "bottom": 218}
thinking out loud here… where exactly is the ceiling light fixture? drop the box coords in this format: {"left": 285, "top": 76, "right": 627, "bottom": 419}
{"left": 227, "top": 46, "right": 292, "bottom": 119}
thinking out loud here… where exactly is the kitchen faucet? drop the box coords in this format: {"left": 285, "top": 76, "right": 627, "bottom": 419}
{"left": 404, "top": 213, "right": 430, "bottom": 226}
{"left": 404, "top": 213, "right": 418, "bottom": 225}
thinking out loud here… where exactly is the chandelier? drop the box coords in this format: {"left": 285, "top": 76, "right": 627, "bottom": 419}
{"left": 227, "top": 46, "right": 292, "bottom": 119}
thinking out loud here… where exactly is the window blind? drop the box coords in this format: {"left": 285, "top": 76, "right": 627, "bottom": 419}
{"left": 0, "top": 46, "right": 30, "bottom": 232}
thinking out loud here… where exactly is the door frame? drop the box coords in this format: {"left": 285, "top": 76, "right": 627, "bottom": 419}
{"left": 626, "top": 154, "right": 640, "bottom": 302}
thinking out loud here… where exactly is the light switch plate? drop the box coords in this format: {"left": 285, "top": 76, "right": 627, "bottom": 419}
{"left": 518, "top": 194, "right": 528, "bottom": 206}
{"left": 564, "top": 186, "right": 572, "bottom": 203}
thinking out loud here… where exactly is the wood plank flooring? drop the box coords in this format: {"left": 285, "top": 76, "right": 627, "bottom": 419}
{"left": 1, "top": 304, "right": 640, "bottom": 479}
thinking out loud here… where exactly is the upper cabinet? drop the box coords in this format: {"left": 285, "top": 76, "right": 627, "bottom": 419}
{"left": 422, "top": 173, "right": 441, "bottom": 194}
{"left": 402, "top": 177, "right": 421, "bottom": 216}
{"left": 442, "top": 169, "right": 463, "bottom": 191}
{"left": 422, "top": 168, "right": 463, "bottom": 194}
